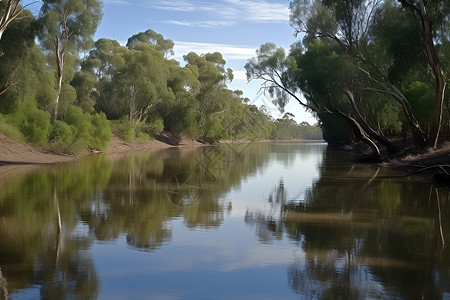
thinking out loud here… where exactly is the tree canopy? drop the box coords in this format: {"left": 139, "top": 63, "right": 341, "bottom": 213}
{"left": 0, "top": 1, "right": 321, "bottom": 153}
{"left": 247, "top": 0, "right": 450, "bottom": 156}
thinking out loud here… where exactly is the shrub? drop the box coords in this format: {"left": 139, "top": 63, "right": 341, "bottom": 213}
{"left": 50, "top": 120, "right": 73, "bottom": 150}
{"left": 90, "top": 112, "right": 112, "bottom": 149}
{"left": 115, "top": 119, "right": 135, "bottom": 141}
{"left": 135, "top": 132, "right": 150, "bottom": 143}
{"left": 65, "top": 107, "right": 112, "bottom": 151}
{"left": 144, "top": 117, "right": 164, "bottom": 136}
{"left": 9, "top": 99, "right": 52, "bottom": 146}
{"left": 0, "top": 114, "right": 25, "bottom": 141}
{"left": 115, "top": 117, "right": 163, "bottom": 142}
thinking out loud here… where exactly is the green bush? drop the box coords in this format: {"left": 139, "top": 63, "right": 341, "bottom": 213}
{"left": 114, "top": 116, "right": 163, "bottom": 142}
{"left": 8, "top": 99, "right": 52, "bottom": 146}
{"left": 0, "top": 114, "right": 25, "bottom": 141}
{"left": 114, "top": 119, "right": 135, "bottom": 141}
{"left": 144, "top": 117, "right": 164, "bottom": 136}
{"left": 65, "top": 107, "right": 112, "bottom": 151}
{"left": 50, "top": 120, "right": 73, "bottom": 150}
{"left": 135, "top": 132, "right": 150, "bottom": 143}
{"left": 90, "top": 112, "right": 113, "bottom": 149}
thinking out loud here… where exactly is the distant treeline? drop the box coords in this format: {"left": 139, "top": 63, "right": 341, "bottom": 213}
{"left": 0, "top": 1, "right": 321, "bottom": 153}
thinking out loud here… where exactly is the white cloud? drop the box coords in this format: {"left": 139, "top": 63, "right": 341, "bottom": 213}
{"left": 173, "top": 41, "right": 256, "bottom": 61}
{"left": 151, "top": 1, "right": 198, "bottom": 12}
{"left": 150, "top": 0, "right": 289, "bottom": 27}
{"left": 103, "top": 0, "right": 130, "bottom": 4}
{"left": 223, "top": 0, "right": 290, "bottom": 23}
{"left": 164, "top": 20, "right": 235, "bottom": 28}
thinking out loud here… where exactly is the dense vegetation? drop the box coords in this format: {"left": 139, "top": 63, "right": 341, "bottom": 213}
{"left": 0, "top": 1, "right": 321, "bottom": 153}
{"left": 246, "top": 0, "right": 450, "bottom": 158}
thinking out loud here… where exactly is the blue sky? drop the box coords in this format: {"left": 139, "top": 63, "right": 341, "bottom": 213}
{"left": 96, "top": 1, "right": 316, "bottom": 123}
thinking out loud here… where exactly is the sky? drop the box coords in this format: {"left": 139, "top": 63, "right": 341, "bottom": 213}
{"left": 93, "top": 0, "right": 316, "bottom": 124}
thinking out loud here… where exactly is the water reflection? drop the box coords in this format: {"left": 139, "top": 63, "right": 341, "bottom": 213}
{"left": 246, "top": 148, "right": 450, "bottom": 299}
{"left": 0, "top": 143, "right": 449, "bottom": 299}
{"left": 0, "top": 157, "right": 110, "bottom": 299}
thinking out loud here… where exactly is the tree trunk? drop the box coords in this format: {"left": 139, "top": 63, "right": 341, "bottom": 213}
{"left": 333, "top": 109, "right": 381, "bottom": 160}
{"left": 54, "top": 37, "right": 65, "bottom": 121}
{"left": 54, "top": 189, "right": 62, "bottom": 264}
{"left": 366, "top": 85, "right": 428, "bottom": 148}
{"left": 343, "top": 88, "right": 399, "bottom": 154}
{"left": 0, "top": 0, "right": 20, "bottom": 41}
{"left": 418, "top": 0, "right": 446, "bottom": 148}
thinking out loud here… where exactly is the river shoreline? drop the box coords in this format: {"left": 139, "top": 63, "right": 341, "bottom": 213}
{"left": 1, "top": 132, "right": 449, "bottom": 184}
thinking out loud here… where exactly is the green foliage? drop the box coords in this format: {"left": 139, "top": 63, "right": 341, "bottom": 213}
{"left": 64, "top": 107, "right": 112, "bottom": 151}
{"left": 371, "top": 1, "right": 426, "bottom": 83}
{"left": 0, "top": 114, "right": 25, "bottom": 141}
{"left": 70, "top": 71, "right": 97, "bottom": 112}
{"left": 0, "top": 7, "right": 54, "bottom": 114}
{"left": 145, "top": 117, "right": 164, "bottom": 136}
{"left": 271, "top": 114, "right": 323, "bottom": 140}
{"left": 58, "top": 84, "right": 78, "bottom": 118}
{"left": 8, "top": 98, "right": 52, "bottom": 146}
{"left": 115, "top": 119, "right": 135, "bottom": 141}
{"left": 318, "top": 112, "right": 354, "bottom": 145}
{"left": 245, "top": 42, "right": 299, "bottom": 111}
{"left": 38, "top": 0, "right": 104, "bottom": 120}
{"left": 113, "top": 116, "right": 163, "bottom": 142}
{"left": 50, "top": 120, "right": 73, "bottom": 149}
{"left": 126, "top": 29, "right": 175, "bottom": 57}
{"left": 135, "top": 132, "right": 150, "bottom": 143}
{"left": 404, "top": 81, "right": 434, "bottom": 133}
{"left": 38, "top": 0, "right": 103, "bottom": 52}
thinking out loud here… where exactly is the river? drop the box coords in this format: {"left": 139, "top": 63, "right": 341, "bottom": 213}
{"left": 0, "top": 142, "right": 449, "bottom": 299}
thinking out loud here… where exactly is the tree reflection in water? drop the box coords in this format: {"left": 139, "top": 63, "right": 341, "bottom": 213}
{"left": 245, "top": 148, "right": 450, "bottom": 299}
{"left": 1, "top": 144, "right": 449, "bottom": 298}
{"left": 0, "top": 157, "right": 110, "bottom": 299}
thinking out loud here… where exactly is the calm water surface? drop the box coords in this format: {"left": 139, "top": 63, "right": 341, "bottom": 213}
{"left": 0, "top": 142, "right": 449, "bottom": 299}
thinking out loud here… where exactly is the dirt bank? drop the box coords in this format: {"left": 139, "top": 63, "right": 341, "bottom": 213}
{"left": 1, "top": 132, "right": 450, "bottom": 182}
{"left": 0, "top": 132, "right": 204, "bottom": 165}
{"left": 381, "top": 142, "right": 450, "bottom": 184}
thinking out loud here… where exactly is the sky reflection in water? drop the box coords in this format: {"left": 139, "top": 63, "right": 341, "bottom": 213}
{"left": 2, "top": 142, "right": 450, "bottom": 299}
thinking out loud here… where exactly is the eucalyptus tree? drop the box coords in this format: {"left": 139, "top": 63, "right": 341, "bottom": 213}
{"left": 37, "top": 0, "right": 103, "bottom": 120}
{"left": 183, "top": 52, "right": 234, "bottom": 141}
{"left": 245, "top": 42, "right": 317, "bottom": 113}
{"left": 0, "top": 6, "right": 58, "bottom": 128}
{"left": 100, "top": 43, "right": 173, "bottom": 137}
{"left": 0, "top": 0, "right": 32, "bottom": 40}
{"left": 158, "top": 61, "right": 201, "bottom": 135}
{"left": 397, "top": 0, "right": 449, "bottom": 147}
{"left": 288, "top": 0, "right": 449, "bottom": 149}
{"left": 73, "top": 38, "right": 126, "bottom": 114}
{"left": 246, "top": 41, "right": 392, "bottom": 156}
{"left": 126, "top": 29, "right": 175, "bottom": 58}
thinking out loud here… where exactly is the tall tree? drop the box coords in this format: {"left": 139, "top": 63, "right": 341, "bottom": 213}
{"left": 184, "top": 52, "right": 234, "bottom": 141}
{"left": 245, "top": 42, "right": 317, "bottom": 113}
{"left": 73, "top": 38, "right": 126, "bottom": 114}
{"left": 288, "top": 0, "right": 450, "bottom": 149}
{"left": 398, "top": 0, "right": 448, "bottom": 147}
{"left": 111, "top": 43, "right": 173, "bottom": 130}
{"left": 126, "top": 29, "right": 175, "bottom": 58}
{"left": 0, "top": 0, "right": 29, "bottom": 41}
{"left": 37, "top": 0, "right": 103, "bottom": 120}
{"left": 0, "top": 5, "right": 56, "bottom": 114}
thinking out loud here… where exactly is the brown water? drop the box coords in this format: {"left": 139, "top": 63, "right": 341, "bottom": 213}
{"left": 0, "top": 142, "right": 449, "bottom": 299}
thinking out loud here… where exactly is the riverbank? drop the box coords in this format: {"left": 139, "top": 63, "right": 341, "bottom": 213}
{"left": 382, "top": 141, "right": 450, "bottom": 178}
{"left": 0, "top": 132, "right": 206, "bottom": 165}
{"left": 1, "top": 132, "right": 450, "bottom": 181}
